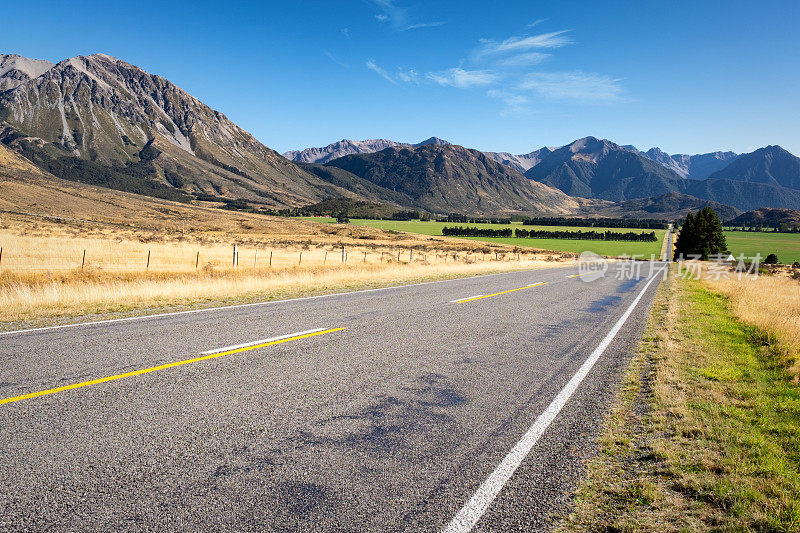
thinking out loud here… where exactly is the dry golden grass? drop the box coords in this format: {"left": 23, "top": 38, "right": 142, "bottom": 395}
{"left": 0, "top": 227, "right": 557, "bottom": 274}
{"left": 704, "top": 273, "right": 800, "bottom": 376}
{"left": 0, "top": 258, "right": 566, "bottom": 324}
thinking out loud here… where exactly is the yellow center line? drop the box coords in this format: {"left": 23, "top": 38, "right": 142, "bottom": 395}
{"left": 456, "top": 282, "right": 548, "bottom": 303}
{"left": 566, "top": 274, "right": 581, "bottom": 278}
{"left": 0, "top": 327, "right": 344, "bottom": 406}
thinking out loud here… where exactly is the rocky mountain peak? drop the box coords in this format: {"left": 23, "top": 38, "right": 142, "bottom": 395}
{"left": 0, "top": 54, "right": 54, "bottom": 91}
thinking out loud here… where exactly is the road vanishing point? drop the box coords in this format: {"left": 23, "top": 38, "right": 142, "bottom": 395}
{"left": 1, "top": 262, "right": 667, "bottom": 531}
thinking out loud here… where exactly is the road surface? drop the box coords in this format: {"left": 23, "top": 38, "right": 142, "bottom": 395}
{"left": 0, "top": 262, "right": 666, "bottom": 531}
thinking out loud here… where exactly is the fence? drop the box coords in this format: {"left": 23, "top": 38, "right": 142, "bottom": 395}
{"left": 0, "top": 243, "right": 546, "bottom": 274}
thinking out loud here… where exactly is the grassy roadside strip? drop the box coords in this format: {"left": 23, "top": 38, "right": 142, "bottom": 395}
{"left": 0, "top": 259, "right": 570, "bottom": 330}
{"left": 560, "top": 268, "right": 800, "bottom": 531}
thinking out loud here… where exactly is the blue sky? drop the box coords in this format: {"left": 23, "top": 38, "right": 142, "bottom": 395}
{"left": 2, "top": 0, "right": 799, "bottom": 155}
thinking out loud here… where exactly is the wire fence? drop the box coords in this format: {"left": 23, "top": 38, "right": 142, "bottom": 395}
{"left": 0, "top": 244, "right": 544, "bottom": 274}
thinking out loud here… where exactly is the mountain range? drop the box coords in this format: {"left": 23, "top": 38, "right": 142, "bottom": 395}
{"left": 2, "top": 52, "right": 800, "bottom": 218}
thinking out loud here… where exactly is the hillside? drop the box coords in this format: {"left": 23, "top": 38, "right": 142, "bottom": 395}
{"left": 0, "top": 53, "right": 357, "bottom": 207}
{"left": 0, "top": 141, "right": 484, "bottom": 251}
{"left": 585, "top": 192, "right": 740, "bottom": 221}
{"left": 324, "top": 144, "right": 587, "bottom": 215}
{"left": 682, "top": 177, "right": 800, "bottom": 211}
{"left": 727, "top": 208, "right": 800, "bottom": 227}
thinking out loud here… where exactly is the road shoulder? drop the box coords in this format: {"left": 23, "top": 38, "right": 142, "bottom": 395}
{"left": 558, "top": 268, "right": 800, "bottom": 531}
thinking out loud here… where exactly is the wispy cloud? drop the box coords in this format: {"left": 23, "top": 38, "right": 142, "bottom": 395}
{"left": 366, "top": 60, "right": 398, "bottom": 85}
{"left": 368, "top": 0, "right": 445, "bottom": 31}
{"left": 363, "top": 24, "right": 627, "bottom": 112}
{"left": 427, "top": 68, "right": 498, "bottom": 88}
{"left": 341, "top": 28, "right": 351, "bottom": 38}
{"left": 324, "top": 51, "right": 349, "bottom": 69}
{"left": 518, "top": 72, "right": 624, "bottom": 102}
{"left": 487, "top": 89, "right": 530, "bottom": 113}
{"left": 476, "top": 30, "right": 573, "bottom": 59}
{"left": 397, "top": 67, "right": 421, "bottom": 83}
{"left": 494, "top": 52, "right": 550, "bottom": 68}
{"left": 526, "top": 19, "right": 547, "bottom": 29}
{"left": 405, "top": 21, "right": 446, "bottom": 30}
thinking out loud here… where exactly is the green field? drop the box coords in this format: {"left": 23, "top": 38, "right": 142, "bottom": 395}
{"left": 301, "top": 217, "right": 666, "bottom": 257}
{"left": 723, "top": 231, "right": 800, "bottom": 263}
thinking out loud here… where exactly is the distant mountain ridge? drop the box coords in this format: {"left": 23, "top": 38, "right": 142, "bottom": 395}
{"left": 706, "top": 145, "right": 800, "bottom": 190}
{"left": 321, "top": 143, "right": 588, "bottom": 214}
{"left": 639, "top": 147, "right": 739, "bottom": 179}
{"left": 524, "top": 136, "right": 686, "bottom": 201}
{"left": 284, "top": 137, "right": 448, "bottom": 164}
{"left": 522, "top": 136, "right": 800, "bottom": 211}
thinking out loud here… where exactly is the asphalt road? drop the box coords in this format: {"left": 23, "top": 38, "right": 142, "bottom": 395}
{"left": 0, "top": 261, "right": 666, "bottom": 532}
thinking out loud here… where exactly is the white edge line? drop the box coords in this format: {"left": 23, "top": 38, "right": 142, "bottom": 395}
{"left": 200, "top": 328, "right": 328, "bottom": 355}
{"left": 442, "top": 267, "right": 666, "bottom": 533}
{"left": 1, "top": 267, "right": 575, "bottom": 337}
{"left": 526, "top": 282, "right": 545, "bottom": 287}
{"left": 450, "top": 295, "right": 484, "bottom": 303}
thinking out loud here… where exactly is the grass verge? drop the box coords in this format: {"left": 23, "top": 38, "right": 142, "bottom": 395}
{"left": 560, "top": 269, "right": 800, "bottom": 531}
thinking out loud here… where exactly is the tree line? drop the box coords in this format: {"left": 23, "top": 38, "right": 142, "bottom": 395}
{"left": 442, "top": 226, "right": 657, "bottom": 241}
{"left": 438, "top": 214, "right": 512, "bottom": 224}
{"left": 521, "top": 217, "right": 668, "bottom": 229}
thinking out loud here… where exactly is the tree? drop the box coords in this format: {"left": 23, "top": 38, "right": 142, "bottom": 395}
{"left": 764, "top": 253, "right": 779, "bottom": 264}
{"left": 673, "top": 207, "right": 728, "bottom": 261}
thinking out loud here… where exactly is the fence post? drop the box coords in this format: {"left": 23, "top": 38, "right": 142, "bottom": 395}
{"left": 254, "top": 249, "right": 258, "bottom": 269}
{"left": 196, "top": 251, "right": 199, "bottom": 270}
{"left": 299, "top": 251, "right": 302, "bottom": 265}
{"left": 397, "top": 250, "right": 401, "bottom": 262}
{"left": 324, "top": 251, "right": 328, "bottom": 265}
{"left": 269, "top": 250, "right": 273, "bottom": 267}
{"left": 363, "top": 251, "right": 367, "bottom": 262}
{"left": 342, "top": 246, "right": 345, "bottom": 263}
{"left": 82, "top": 249, "right": 86, "bottom": 270}
{"left": 233, "top": 244, "right": 238, "bottom": 269}
{"left": 146, "top": 250, "right": 150, "bottom": 271}
{"left": 410, "top": 249, "right": 413, "bottom": 263}
{"left": 0, "top": 247, "right": 3, "bottom": 268}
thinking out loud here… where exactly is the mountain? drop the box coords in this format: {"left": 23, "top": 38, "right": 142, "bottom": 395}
{"left": 727, "top": 208, "right": 800, "bottom": 228}
{"left": 0, "top": 53, "right": 358, "bottom": 207}
{"left": 585, "top": 192, "right": 740, "bottom": 221}
{"left": 640, "top": 147, "right": 739, "bottom": 179}
{"left": 525, "top": 137, "right": 685, "bottom": 202}
{"left": 323, "top": 143, "right": 587, "bottom": 214}
{"left": 0, "top": 54, "right": 54, "bottom": 92}
{"left": 706, "top": 145, "right": 800, "bottom": 190}
{"left": 284, "top": 137, "right": 449, "bottom": 164}
{"left": 483, "top": 147, "right": 553, "bottom": 174}
{"left": 682, "top": 177, "right": 800, "bottom": 211}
